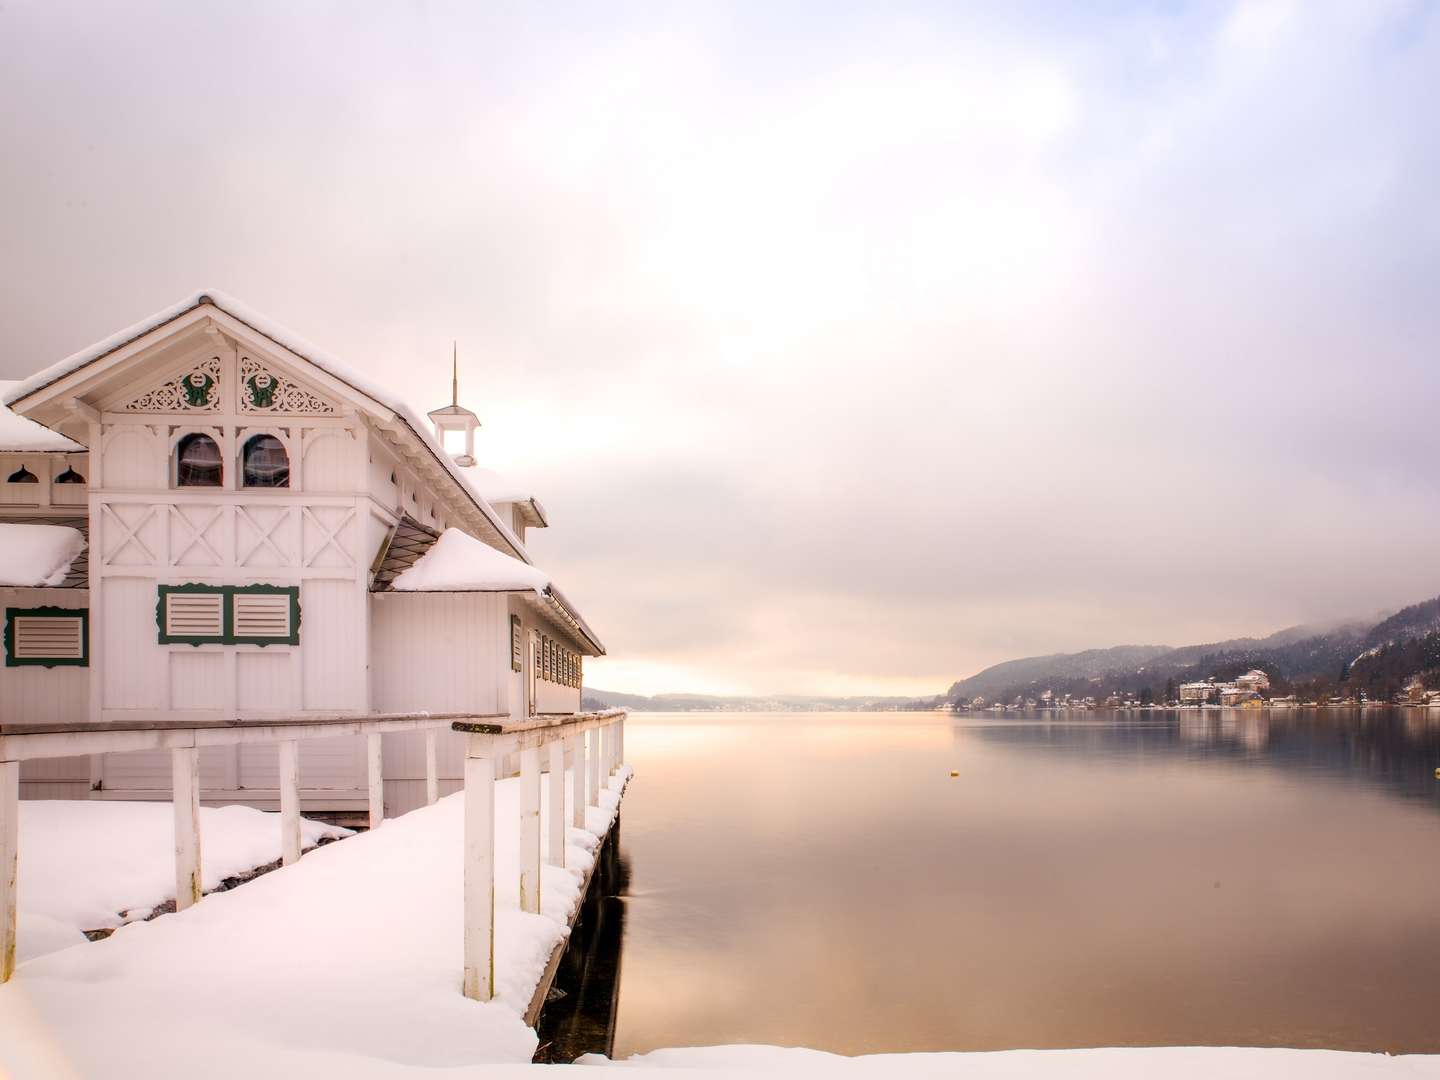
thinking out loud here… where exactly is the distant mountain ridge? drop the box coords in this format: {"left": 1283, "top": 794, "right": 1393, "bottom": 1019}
{"left": 580, "top": 689, "right": 941, "bottom": 713}
{"left": 945, "top": 593, "right": 1440, "bottom": 705}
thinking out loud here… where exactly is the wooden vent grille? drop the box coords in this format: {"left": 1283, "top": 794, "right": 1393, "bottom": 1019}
{"left": 232, "top": 592, "right": 291, "bottom": 639}
{"left": 165, "top": 592, "right": 224, "bottom": 638}
{"left": 12, "top": 615, "right": 84, "bottom": 660}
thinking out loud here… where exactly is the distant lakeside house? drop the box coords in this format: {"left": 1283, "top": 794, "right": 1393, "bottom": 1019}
{"left": 1, "top": 292, "right": 603, "bottom": 822}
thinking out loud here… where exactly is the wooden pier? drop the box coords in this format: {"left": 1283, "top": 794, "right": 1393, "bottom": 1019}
{"left": 0, "top": 708, "right": 627, "bottom": 998}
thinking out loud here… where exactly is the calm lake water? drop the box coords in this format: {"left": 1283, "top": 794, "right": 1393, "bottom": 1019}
{"left": 537, "top": 709, "right": 1440, "bottom": 1060}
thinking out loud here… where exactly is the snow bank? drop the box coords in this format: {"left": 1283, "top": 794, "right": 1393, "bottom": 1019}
{"left": 393, "top": 527, "right": 551, "bottom": 594}
{"left": 584, "top": 1045, "right": 1440, "bottom": 1078}
{"left": 0, "top": 523, "right": 86, "bottom": 586}
{"left": 15, "top": 801, "right": 350, "bottom": 946}
{"left": 0, "top": 770, "right": 630, "bottom": 1078}
{"left": 0, "top": 381, "right": 85, "bottom": 452}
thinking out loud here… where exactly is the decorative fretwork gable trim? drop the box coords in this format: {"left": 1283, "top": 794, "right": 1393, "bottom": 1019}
{"left": 123, "top": 357, "right": 222, "bottom": 412}
{"left": 239, "top": 356, "right": 337, "bottom": 415}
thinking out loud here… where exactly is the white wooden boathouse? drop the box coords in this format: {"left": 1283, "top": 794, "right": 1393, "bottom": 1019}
{"left": 0, "top": 292, "right": 606, "bottom": 822}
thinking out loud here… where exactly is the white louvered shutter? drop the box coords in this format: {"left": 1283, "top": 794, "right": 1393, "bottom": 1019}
{"left": 166, "top": 592, "right": 224, "bottom": 638}
{"left": 12, "top": 615, "right": 84, "bottom": 660}
{"left": 231, "top": 592, "right": 291, "bottom": 639}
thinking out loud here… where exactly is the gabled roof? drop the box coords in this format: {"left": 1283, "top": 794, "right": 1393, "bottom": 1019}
{"left": 4, "top": 290, "right": 530, "bottom": 552}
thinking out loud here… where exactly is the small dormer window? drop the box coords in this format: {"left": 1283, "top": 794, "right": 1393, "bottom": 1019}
{"left": 6, "top": 466, "right": 38, "bottom": 484}
{"left": 55, "top": 466, "right": 85, "bottom": 484}
{"left": 241, "top": 434, "right": 290, "bottom": 488}
{"left": 176, "top": 433, "right": 222, "bottom": 487}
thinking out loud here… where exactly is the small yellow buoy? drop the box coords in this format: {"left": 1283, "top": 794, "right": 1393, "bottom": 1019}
{"left": 950, "top": 770, "right": 960, "bottom": 778}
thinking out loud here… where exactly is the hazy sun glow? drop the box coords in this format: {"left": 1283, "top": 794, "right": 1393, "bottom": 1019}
{"left": 3, "top": 1, "right": 1438, "bottom": 697}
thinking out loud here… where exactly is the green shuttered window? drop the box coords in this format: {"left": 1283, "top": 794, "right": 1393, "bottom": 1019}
{"left": 157, "top": 584, "right": 300, "bottom": 646}
{"left": 5, "top": 607, "right": 89, "bottom": 667}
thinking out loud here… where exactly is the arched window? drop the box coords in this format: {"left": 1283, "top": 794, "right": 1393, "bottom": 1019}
{"left": 241, "top": 434, "right": 289, "bottom": 488}
{"left": 6, "top": 466, "right": 38, "bottom": 484}
{"left": 55, "top": 465, "right": 85, "bottom": 484}
{"left": 175, "top": 433, "right": 222, "bottom": 487}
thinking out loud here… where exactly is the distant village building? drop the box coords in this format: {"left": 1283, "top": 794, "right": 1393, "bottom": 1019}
{"left": 1234, "top": 670, "right": 1271, "bottom": 693}
{"left": 1178, "top": 681, "right": 1219, "bottom": 705}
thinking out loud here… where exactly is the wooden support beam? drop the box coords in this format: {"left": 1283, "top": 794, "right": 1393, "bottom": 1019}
{"left": 569, "top": 733, "right": 585, "bottom": 829}
{"left": 462, "top": 744, "right": 496, "bottom": 1001}
{"left": 547, "top": 738, "right": 566, "bottom": 869}
{"left": 518, "top": 746, "right": 542, "bottom": 914}
{"left": 172, "top": 747, "right": 202, "bottom": 911}
{"left": 367, "top": 732, "right": 384, "bottom": 829}
{"left": 587, "top": 727, "right": 601, "bottom": 808}
{"left": 278, "top": 740, "right": 301, "bottom": 867}
{"left": 0, "top": 761, "right": 16, "bottom": 983}
{"left": 425, "top": 729, "right": 440, "bottom": 807}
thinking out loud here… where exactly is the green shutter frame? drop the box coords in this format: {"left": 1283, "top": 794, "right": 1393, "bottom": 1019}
{"left": 4, "top": 606, "right": 89, "bottom": 667}
{"left": 157, "top": 583, "right": 301, "bottom": 647}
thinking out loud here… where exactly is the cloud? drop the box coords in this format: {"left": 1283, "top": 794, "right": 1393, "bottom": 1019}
{"left": 2, "top": 0, "right": 1438, "bottom": 696}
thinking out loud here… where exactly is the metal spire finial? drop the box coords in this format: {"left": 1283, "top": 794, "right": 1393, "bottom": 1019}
{"left": 452, "top": 341, "right": 458, "bottom": 407}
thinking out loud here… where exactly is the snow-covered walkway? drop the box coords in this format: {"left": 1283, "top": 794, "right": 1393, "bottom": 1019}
{"left": 13, "top": 800, "right": 349, "bottom": 963}
{"left": 0, "top": 770, "right": 628, "bottom": 1078}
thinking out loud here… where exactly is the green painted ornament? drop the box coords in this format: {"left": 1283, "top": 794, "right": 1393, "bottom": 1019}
{"left": 246, "top": 371, "right": 278, "bottom": 408}
{"left": 182, "top": 371, "right": 215, "bottom": 407}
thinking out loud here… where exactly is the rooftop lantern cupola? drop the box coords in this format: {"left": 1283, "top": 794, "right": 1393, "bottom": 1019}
{"left": 427, "top": 342, "right": 480, "bottom": 468}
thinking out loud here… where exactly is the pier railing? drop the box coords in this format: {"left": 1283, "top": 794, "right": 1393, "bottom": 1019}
{"left": 453, "top": 709, "right": 627, "bottom": 1002}
{"left": 0, "top": 708, "right": 627, "bottom": 989}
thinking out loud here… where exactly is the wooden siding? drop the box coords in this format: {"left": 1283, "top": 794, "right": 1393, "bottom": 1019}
{"left": 371, "top": 591, "right": 507, "bottom": 815}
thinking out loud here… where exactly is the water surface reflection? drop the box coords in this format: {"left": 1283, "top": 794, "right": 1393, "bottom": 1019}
{"left": 562, "top": 710, "right": 1440, "bottom": 1057}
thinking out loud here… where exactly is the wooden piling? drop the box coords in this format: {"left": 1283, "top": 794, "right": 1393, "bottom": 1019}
{"left": 547, "top": 738, "right": 566, "bottom": 868}
{"left": 278, "top": 739, "right": 301, "bottom": 866}
{"left": 462, "top": 742, "right": 496, "bottom": 1001}
{"left": 172, "top": 747, "right": 202, "bottom": 911}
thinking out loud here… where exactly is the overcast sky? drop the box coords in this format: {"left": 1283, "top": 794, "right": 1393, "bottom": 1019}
{"left": 3, "top": 1, "right": 1438, "bottom": 697}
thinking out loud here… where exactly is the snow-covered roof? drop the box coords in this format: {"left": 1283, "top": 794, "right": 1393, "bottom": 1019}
{"left": 2, "top": 291, "right": 532, "bottom": 559}
{"left": 457, "top": 465, "right": 548, "bottom": 527}
{"left": 0, "top": 381, "right": 85, "bottom": 453}
{"left": 391, "top": 527, "right": 550, "bottom": 594}
{"left": 0, "top": 523, "right": 87, "bottom": 587}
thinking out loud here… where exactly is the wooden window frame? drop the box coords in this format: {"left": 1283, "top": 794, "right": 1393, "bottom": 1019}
{"left": 157, "top": 583, "right": 301, "bottom": 647}
{"left": 4, "top": 606, "right": 89, "bottom": 667}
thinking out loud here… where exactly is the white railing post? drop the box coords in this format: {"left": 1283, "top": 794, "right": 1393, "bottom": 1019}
{"left": 278, "top": 739, "right": 301, "bottom": 866}
{"left": 425, "top": 729, "right": 439, "bottom": 807}
{"left": 367, "top": 732, "right": 384, "bottom": 829}
{"left": 547, "top": 737, "right": 566, "bottom": 868}
{"left": 172, "top": 746, "right": 202, "bottom": 911}
{"left": 519, "top": 745, "right": 542, "bottom": 914}
{"left": 1, "top": 759, "right": 17, "bottom": 983}
{"left": 616, "top": 714, "right": 625, "bottom": 770}
{"left": 462, "top": 736, "right": 496, "bottom": 1001}
{"left": 569, "top": 733, "right": 585, "bottom": 828}
{"left": 607, "top": 720, "right": 618, "bottom": 776}
{"left": 587, "top": 726, "right": 601, "bottom": 808}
